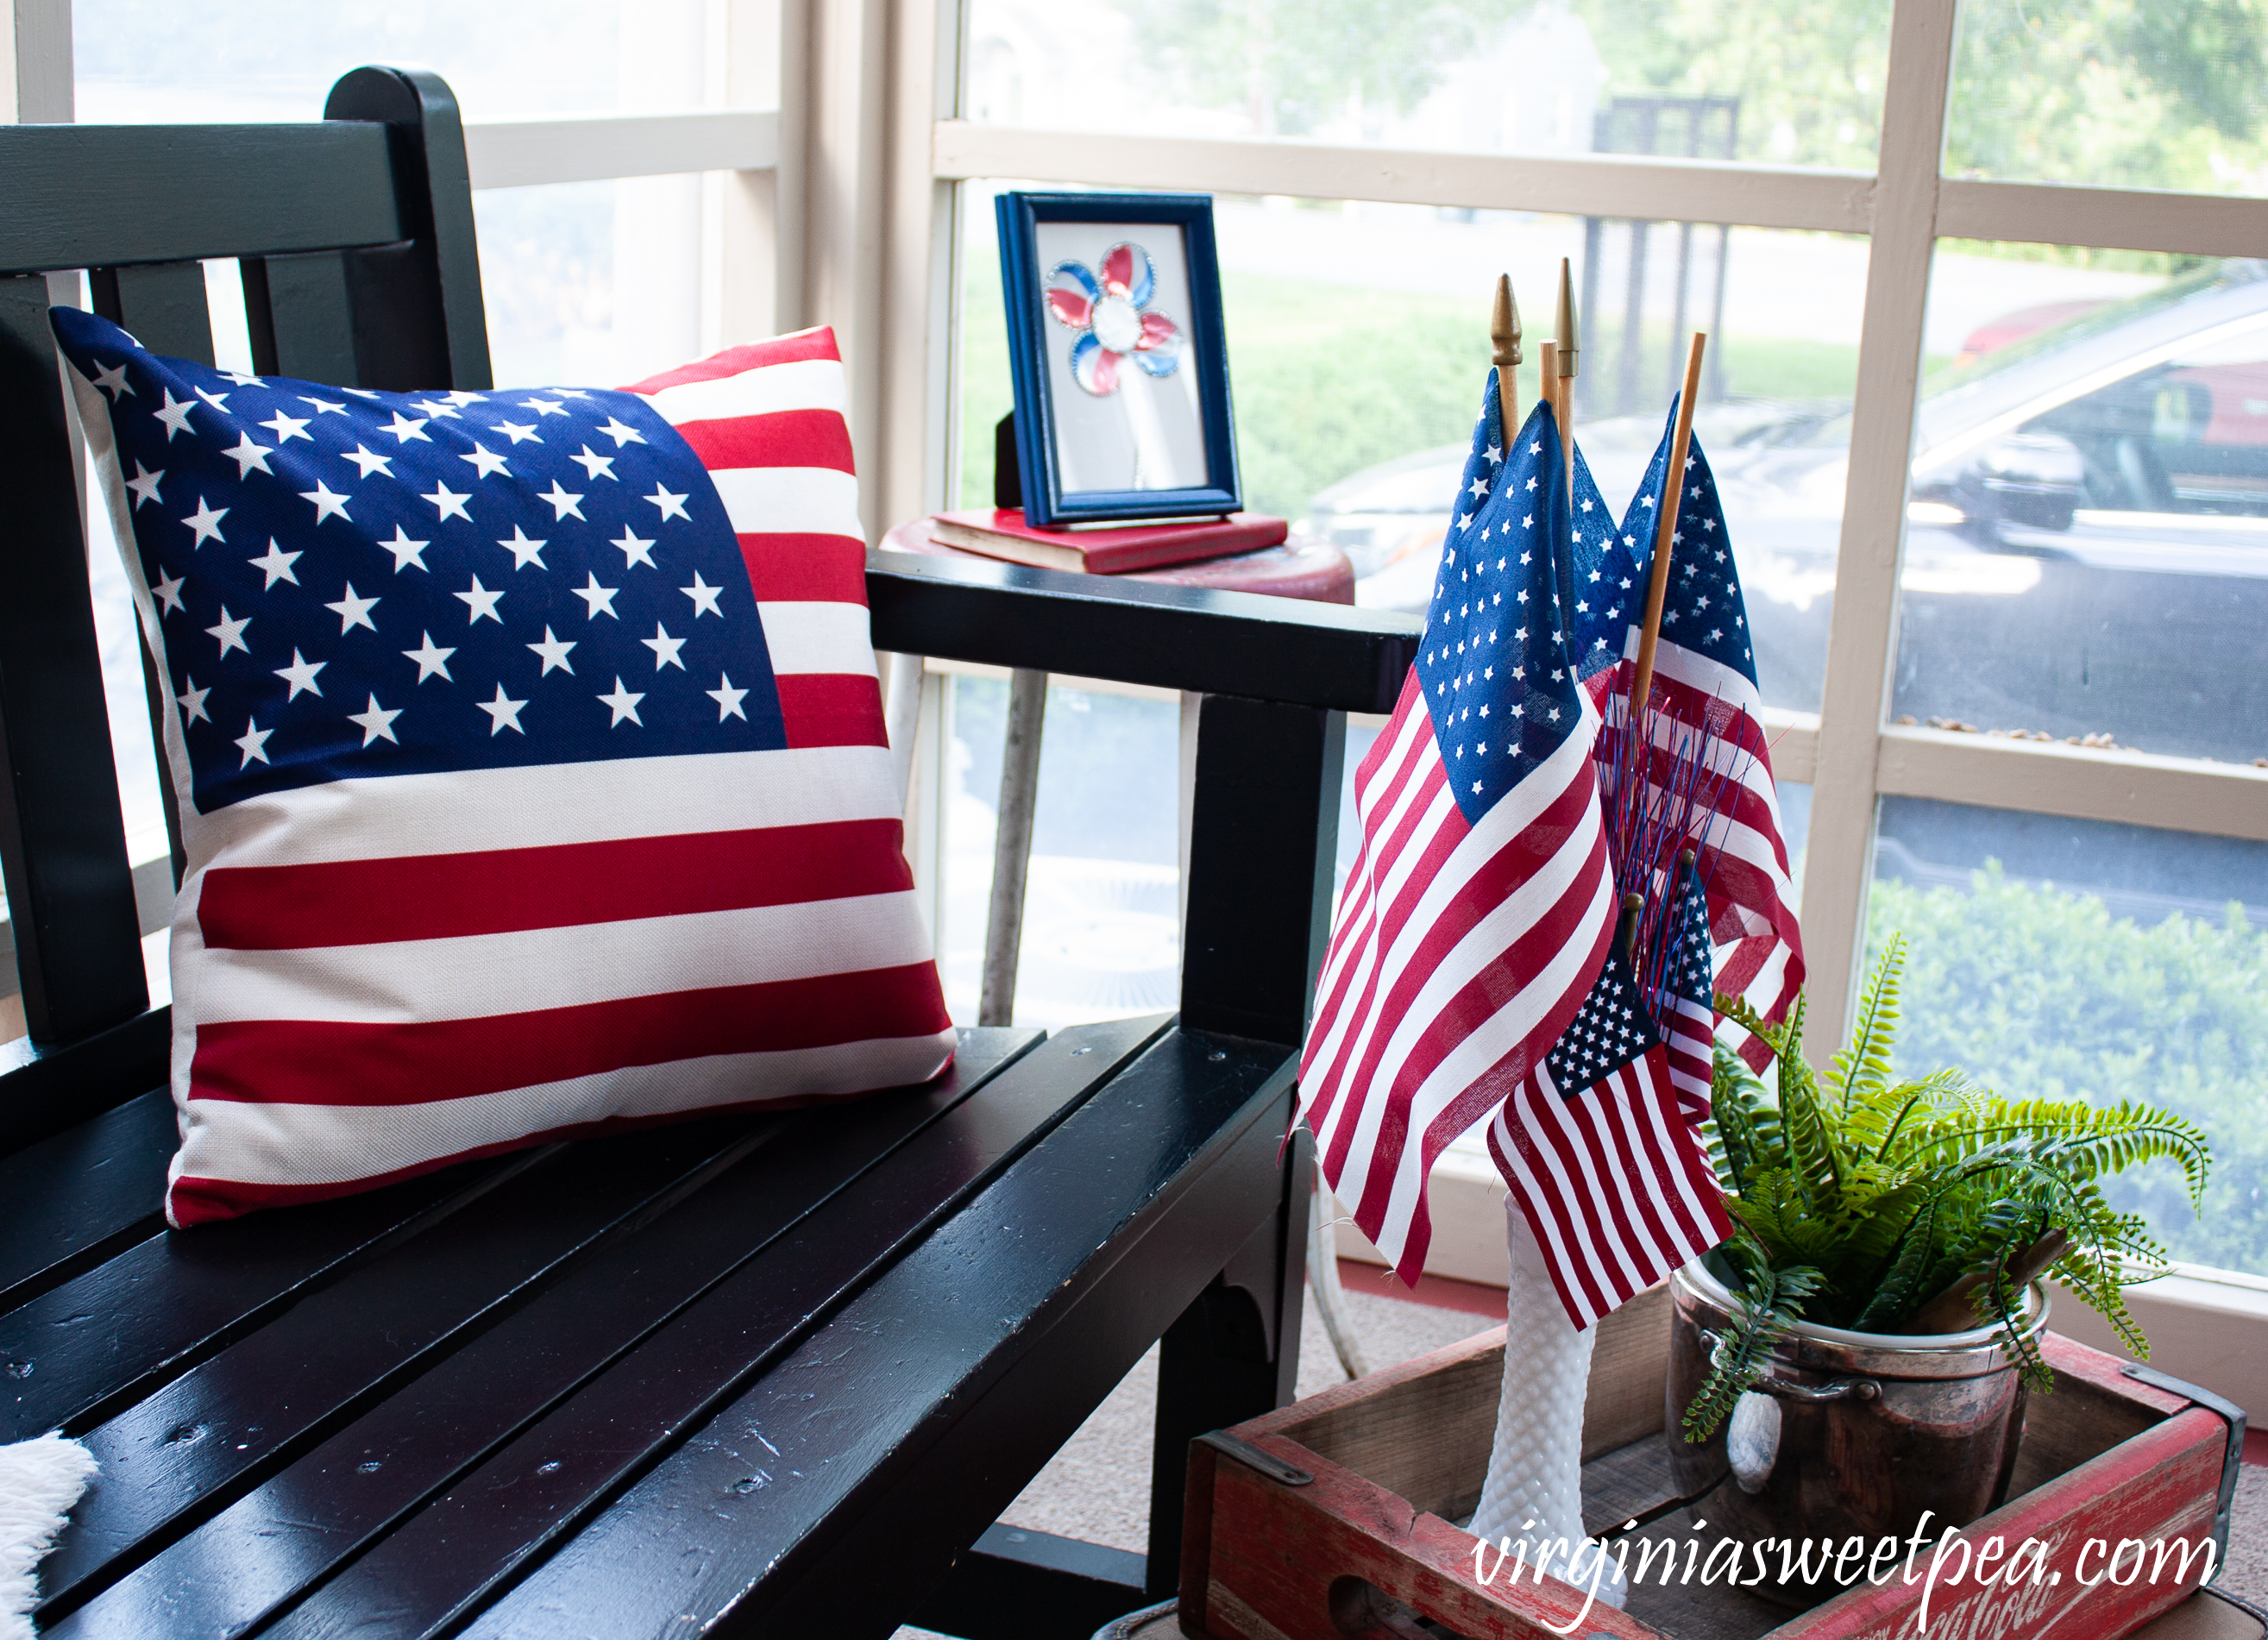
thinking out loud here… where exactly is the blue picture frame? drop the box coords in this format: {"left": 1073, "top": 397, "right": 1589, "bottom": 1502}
{"left": 996, "top": 190, "right": 1242, "bottom": 528}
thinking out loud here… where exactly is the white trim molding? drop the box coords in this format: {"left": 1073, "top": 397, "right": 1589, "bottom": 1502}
{"left": 1938, "top": 178, "right": 2268, "bottom": 260}
{"left": 2051, "top": 1266, "right": 2268, "bottom": 1423}
{"left": 464, "top": 110, "right": 778, "bottom": 191}
{"left": 1877, "top": 726, "right": 2268, "bottom": 842}
{"left": 932, "top": 121, "right": 1876, "bottom": 235}
{"left": 3, "top": 0, "right": 68, "bottom": 123}
{"left": 1761, "top": 708, "right": 1820, "bottom": 786}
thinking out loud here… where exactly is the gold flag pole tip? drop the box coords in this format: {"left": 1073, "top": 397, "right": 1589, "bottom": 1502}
{"left": 1555, "top": 257, "right": 1579, "bottom": 379}
{"left": 1555, "top": 257, "right": 1579, "bottom": 499}
{"left": 1491, "top": 275, "right": 1522, "bottom": 437}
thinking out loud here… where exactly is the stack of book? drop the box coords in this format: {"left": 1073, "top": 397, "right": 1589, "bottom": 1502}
{"left": 928, "top": 508, "right": 1288, "bottom": 575}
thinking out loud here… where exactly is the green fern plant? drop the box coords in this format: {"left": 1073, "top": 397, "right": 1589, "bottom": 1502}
{"left": 1682, "top": 933, "right": 2210, "bottom": 1442}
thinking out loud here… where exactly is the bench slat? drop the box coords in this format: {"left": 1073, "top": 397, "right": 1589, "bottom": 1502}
{"left": 233, "top": 1019, "right": 1170, "bottom": 1640}
{"left": 242, "top": 251, "right": 361, "bottom": 386}
{"left": 38, "top": 1027, "right": 1060, "bottom": 1638}
{"left": 457, "top": 1028, "right": 1297, "bottom": 1639}
{"left": 0, "top": 1010, "right": 171, "bottom": 1158}
{"left": 0, "top": 1087, "right": 173, "bottom": 1314}
{"left": 34, "top": 1028, "right": 1040, "bottom": 1619}
{"left": 0, "top": 276, "right": 148, "bottom": 1046}
{"left": 36, "top": 1115, "right": 789, "bottom": 1612}
{"left": 0, "top": 1154, "right": 531, "bottom": 1441}
{"left": 0, "top": 124, "right": 403, "bottom": 276}
{"left": 90, "top": 260, "right": 216, "bottom": 368}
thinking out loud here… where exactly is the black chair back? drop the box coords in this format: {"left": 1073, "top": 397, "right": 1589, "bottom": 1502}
{"left": 0, "top": 66, "right": 486, "bottom": 1147}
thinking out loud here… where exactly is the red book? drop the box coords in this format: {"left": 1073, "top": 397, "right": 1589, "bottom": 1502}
{"left": 929, "top": 508, "right": 1288, "bottom": 575}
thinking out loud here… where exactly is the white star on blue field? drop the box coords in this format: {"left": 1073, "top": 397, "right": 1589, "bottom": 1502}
{"left": 54, "top": 306, "right": 788, "bottom": 814}
{"left": 1420, "top": 373, "right": 1587, "bottom": 826}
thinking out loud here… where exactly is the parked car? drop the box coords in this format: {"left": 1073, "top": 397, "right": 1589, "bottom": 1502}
{"left": 1305, "top": 260, "right": 2268, "bottom": 770}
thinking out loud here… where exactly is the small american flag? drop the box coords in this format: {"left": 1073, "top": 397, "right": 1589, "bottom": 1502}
{"left": 1657, "top": 851, "right": 1718, "bottom": 1126}
{"left": 1570, "top": 407, "right": 1805, "bottom": 1065}
{"left": 1299, "top": 376, "right": 1617, "bottom": 1284}
{"left": 53, "top": 308, "right": 953, "bottom": 1227}
{"left": 1624, "top": 418, "right": 1804, "bottom": 1055}
{"left": 1485, "top": 912, "right": 1730, "bottom": 1329}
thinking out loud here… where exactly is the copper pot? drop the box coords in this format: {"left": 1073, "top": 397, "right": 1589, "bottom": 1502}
{"left": 1664, "top": 1260, "right": 2049, "bottom": 1610}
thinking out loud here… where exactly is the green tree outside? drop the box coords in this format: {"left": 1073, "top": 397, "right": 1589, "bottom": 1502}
{"left": 1115, "top": 0, "right": 2268, "bottom": 191}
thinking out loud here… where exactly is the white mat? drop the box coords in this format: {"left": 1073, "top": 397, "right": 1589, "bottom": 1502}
{"left": 0, "top": 1434, "right": 95, "bottom": 1640}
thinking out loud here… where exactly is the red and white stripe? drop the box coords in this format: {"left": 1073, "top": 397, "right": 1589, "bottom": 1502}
{"left": 628, "top": 329, "right": 885, "bottom": 752}
{"left": 161, "top": 330, "right": 952, "bottom": 1226}
{"left": 1663, "top": 990, "right": 1715, "bottom": 1127}
{"left": 1616, "top": 634, "right": 1805, "bottom": 1064}
{"left": 1297, "top": 671, "right": 1615, "bottom": 1285}
{"left": 1486, "top": 1044, "right": 1731, "bottom": 1329}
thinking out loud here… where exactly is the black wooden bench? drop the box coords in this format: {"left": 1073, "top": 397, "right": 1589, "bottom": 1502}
{"left": 0, "top": 66, "right": 1417, "bottom": 1640}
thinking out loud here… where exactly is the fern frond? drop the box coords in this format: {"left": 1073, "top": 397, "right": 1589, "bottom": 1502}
{"left": 1681, "top": 1238, "right": 1825, "bottom": 1442}
{"left": 1828, "top": 934, "right": 1903, "bottom": 1115}
{"left": 1837, "top": 1067, "right": 1966, "bottom": 1166}
{"left": 1776, "top": 1034, "right": 1844, "bottom": 1213}
{"left": 1851, "top": 1190, "right": 1941, "bottom": 1330}
{"left": 1900, "top": 1100, "right": 2210, "bottom": 1210}
{"left": 1679, "top": 933, "right": 2213, "bottom": 1429}
{"left": 1714, "top": 990, "right": 1787, "bottom": 1062}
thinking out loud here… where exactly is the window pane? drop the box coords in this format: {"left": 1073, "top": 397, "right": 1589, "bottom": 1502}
{"left": 1893, "top": 249, "right": 2268, "bottom": 763}
{"left": 1946, "top": 3, "right": 2268, "bottom": 196}
{"left": 1872, "top": 797, "right": 2268, "bottom": 1274}
{"left": 76, "top": 6, "right": 721, "bottom": 393}
{"left": 958, "top": 183, "right": 1865, "bottom": 712}
{"left": 965, "top": 0, "right": 1891, "bottom": 169}
{"left": 940, "top": 675, "right": 1182, "bottom": 1030}
{"left": 74, "top": 0, "right": 713, "bottom": 122}
{"left": 474, "top": 179, "right": 709, "bottom": 389}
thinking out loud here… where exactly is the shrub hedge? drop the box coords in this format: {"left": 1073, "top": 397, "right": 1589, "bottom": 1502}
{"left": 1869, "top": 864, "right": 2268, "bottom": 1272}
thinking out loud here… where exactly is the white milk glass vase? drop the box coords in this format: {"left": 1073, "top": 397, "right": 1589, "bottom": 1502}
{"left": 1467, "top": 1198, "right": 1628, "bottom": 1609}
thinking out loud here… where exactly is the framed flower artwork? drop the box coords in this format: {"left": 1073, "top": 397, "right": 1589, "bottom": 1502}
{"left": 995, "top": 191, "right": 1242, "bottom": 528}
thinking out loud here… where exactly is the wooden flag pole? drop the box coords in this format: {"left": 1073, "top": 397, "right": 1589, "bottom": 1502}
{"left": 1535, "top": 339, "right": 1556, "bottom": 420}
{"left": 1555, "top": 258, "right": 1579, "bottom": 504}
{"left": 1628, "top": 331, "right": 1709, "bottom": 717}
{"left": 1490, "top": 274, "right": 1521, "bottom": 444}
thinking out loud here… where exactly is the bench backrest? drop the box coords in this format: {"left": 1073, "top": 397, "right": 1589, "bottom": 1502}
{"left": 0, "top": 67, "right": 482, "bottom": 1150}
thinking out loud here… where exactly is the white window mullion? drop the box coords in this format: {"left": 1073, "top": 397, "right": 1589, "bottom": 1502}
{"left": 932, "top": 121, "right": 1875, "bottom": 237}
{"left": 5, "top": 0, "right": 69, "bottom": 123}
{"left": 874, "top": 0, "right": 958, "bottom": 531}
{"left": 1937, "top": 179, "right": 2268, "bottom": 260}
{"left": 1876, "top": 729, "right": 2268, "bottom": 844}
{"left": 1799, "top": 0, "right": 1959, "bottom": 1042}
{"left": 710, "top": 0, "right": 805, "bottom": 346}
{"left": 462, "top": 111, "right": 778, "bottom": 192}
{"left": 802, "top": 0, "right": 893, "bottom": 542}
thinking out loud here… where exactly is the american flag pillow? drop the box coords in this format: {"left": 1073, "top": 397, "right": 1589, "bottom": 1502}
{"left": 53, "top": 307, "right": 953, "bottom": 1227}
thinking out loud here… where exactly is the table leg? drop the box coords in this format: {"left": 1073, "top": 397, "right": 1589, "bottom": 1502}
{"left": 979, "top": 668, "right": 1047, "bottom": 1027}
{"left": 1308, "top": 1178, "right": 1369, "bottom": 1381}
{"left": 883, "top": 650, "right": 927, "bottom": 808}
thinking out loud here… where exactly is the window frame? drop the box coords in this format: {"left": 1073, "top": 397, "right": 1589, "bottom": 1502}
{"left": 921, "top": 0, "right": 2268, "bottom": 1023}
{"left": 914, "top": 0, "right": 2268, "bottom": 1385}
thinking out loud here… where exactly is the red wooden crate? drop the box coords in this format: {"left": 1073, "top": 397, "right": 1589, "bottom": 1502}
{"left": 1180, "top": 1285, "right": 2253, "bottom": 1640}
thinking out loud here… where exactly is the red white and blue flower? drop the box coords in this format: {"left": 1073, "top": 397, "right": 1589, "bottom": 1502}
{"left": 1045, "top": 242, "right": 1184, "bottom": 397}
